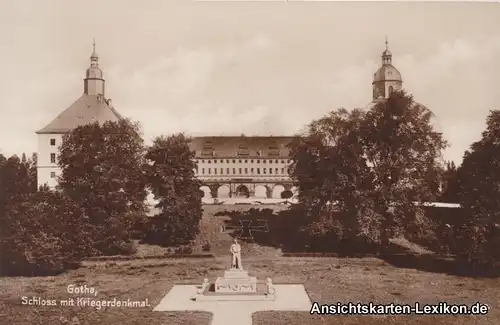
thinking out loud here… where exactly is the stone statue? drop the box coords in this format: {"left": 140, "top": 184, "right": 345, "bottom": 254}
{"left": 230, "top": 238, "right": 243, "bottom": 269}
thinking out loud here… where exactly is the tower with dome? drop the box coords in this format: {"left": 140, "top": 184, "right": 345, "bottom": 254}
{"left": 36, "top": 41, "right": 122, "bottom": 189}
{"left": 372, "top": 38, "right": 403, "bottom": 101}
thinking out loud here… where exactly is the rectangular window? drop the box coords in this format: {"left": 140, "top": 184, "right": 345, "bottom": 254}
{"left": 263, "top": 168, "right": 266, "bottom": 174}
{"left": 237, "top": 144, "right": 249, "bottom": 156}
{"left": 50, "top": 172, "right": 56, "bottom": 178}
{"left": 208, "top": 168, "right": 212, "bottom": 174}
{"left": 220, "top": 168, "right": 223, "bottom": 174}
{"left": 50, "top": 138, "right": 56, "bottom": 146}
{"left": 214, "top": 168, "right": 217, "bottom": 174}
{"left": 257, "top": 168, "right": 260, "bottom": 174}
{"left": 50, "top": 153, "right": 56, "bottom": 164}
{"left": 244, "top": 168, "right": 248, "bottom": 174}
{"left": 268, "top": 145, "right": 280, "bottom": 157}
{"left": 226, "top": 168, "right": 230, "bottom": 174}
{"left": 250, "top": 168, "right": 254, "bottom": 174}
{"left": 239, "top": 168, "right": 242, "bottom": 174}
{"left": 281, "top": 168, "right": 285, "bottom": 174}
{"left": 201, "top": 149, "right": 214, "bottom": 157}
{"left": 269, "top": 168, "right": 272, "bottom": 174}
{"left": 233, "top": 168, "right": 236, "bottom": 174}
{"left": 201, "top": 141, "right": 214, "bottom": 157}
{"left": 275, "top": 168, "right": 278, "bottom": 174}
{"left": 202, "top": 168, "right": 205, "bottom": 174}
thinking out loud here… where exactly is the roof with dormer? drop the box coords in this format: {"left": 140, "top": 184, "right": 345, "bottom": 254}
{"left": 36, "top": 94, "right": 122, "bottom": 134}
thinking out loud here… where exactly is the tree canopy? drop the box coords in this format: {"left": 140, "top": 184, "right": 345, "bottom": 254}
{"left": 57, "top": 119, "right": 147, "bottom": 255}
{"left": 455, "top": 109, "right": 500, "bottom": 266}
{"left": 288, "top": 91, "right": 447, "bottom": 250}
{"left": 144, "top": 133, "right": 203, "bottom": 246}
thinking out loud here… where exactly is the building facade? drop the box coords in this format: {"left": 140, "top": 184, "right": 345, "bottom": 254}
{"left": 190, "top": 136, "right": 297, "bottom": 201}
{"left": 36, "top": 42, "right": 122, "bottom": 188}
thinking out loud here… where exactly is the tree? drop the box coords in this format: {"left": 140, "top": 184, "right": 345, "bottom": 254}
{"left": 360, "top": 91, "right": 447, "bottom": 247}
{"left": 0, "top": 155, "right": 34, "bottom": 211}
{"left": 288, "top": 108, "right": 377, "bottom": 250}
{"left": 439, "top": 161, "right": 460, "bottom": 203}
{"left": 0, "top": 154, "right": 79, "bottom": 275}
{"left": 0, "top": 155, "right": 33, "bottom": 255}
{"left": 455, "top": 110, "right": 500, "bottom": 268}
{"left": 144, "top": 133, "right": 202, "bottom": 246}
{"left": 58, "top": 119, "right": 147, "bottom": 255}
{"left": 288, "top": 91, "right": 447, "bottom": 252}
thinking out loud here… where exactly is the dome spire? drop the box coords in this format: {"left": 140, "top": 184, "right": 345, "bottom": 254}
{"left": 84, "top": 38, "right": 105, "bottom": 96}
{"left": 90, "top": 38, "right": 98, "bottom": 65}
{"left": 382, "top": 36, "right": 392, "bottom": 65}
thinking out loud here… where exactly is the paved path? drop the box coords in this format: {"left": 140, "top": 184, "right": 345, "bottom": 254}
{"left": 154, "top": 284, "right": 312, "bottom": 325}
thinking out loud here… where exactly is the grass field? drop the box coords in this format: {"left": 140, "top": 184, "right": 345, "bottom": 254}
{"left": 1, "top": 257, "right": 498, "bottom": 325}
{"left": 1, "top": 204, "right": 499, "bottom": 325}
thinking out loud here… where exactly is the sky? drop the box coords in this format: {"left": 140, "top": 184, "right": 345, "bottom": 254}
{"left": 0, "top": 1, "right": 499, "bottom": 164}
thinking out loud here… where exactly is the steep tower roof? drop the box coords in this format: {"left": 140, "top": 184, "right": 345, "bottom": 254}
{"left": 37, "top": 41, "right": 122, "bottom": 134}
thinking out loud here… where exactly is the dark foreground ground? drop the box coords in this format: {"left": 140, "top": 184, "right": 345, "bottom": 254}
{"left": 0, "top": 256, "right": 498, "bottom": 325}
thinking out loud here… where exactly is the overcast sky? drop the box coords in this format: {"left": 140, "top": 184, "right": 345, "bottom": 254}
{"left": 0, "top": 1, "right": 499, "bottom": 164}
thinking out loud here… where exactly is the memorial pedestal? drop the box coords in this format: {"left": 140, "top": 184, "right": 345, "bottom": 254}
{"left": 215, "top": 269, "right": 257, "bottom": 293}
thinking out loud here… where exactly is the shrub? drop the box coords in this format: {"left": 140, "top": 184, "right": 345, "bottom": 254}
{"left": 0, "top": 190, "right": 93, "bottom": 276}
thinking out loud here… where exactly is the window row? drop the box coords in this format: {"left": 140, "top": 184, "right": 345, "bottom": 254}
{"left": 198, "top": 167, "right": 287, "bottom": 175}
{"left": 199, "top": 159, "right": 291, "bottom": 164}
{"left": 201, "top": 152, "right": 282, "bottom": 158}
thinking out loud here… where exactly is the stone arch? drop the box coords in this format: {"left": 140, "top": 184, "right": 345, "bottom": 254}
{"left": 272, "top": 184, "right": 285, "bottom": 199}
{"left": 254, "top": 185, "right": 267, "bottom": 199}
{"left": 235, "top": 184, "right": 250, "bottom": 198}
{"left": 217, "top": 184, "right": 230, "bottom": 198}
{"left": 200, "top": 185, "right": 212, "bottom": 199}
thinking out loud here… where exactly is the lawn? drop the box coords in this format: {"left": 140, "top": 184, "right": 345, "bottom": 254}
{"left": 1, "top": 256, "right": 498, "bottom": 325}
{"left": 2, "top": 204, "right": 498, "bottom": 325}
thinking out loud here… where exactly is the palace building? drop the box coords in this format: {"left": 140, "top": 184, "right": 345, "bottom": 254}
{"left": 36, "top": 40, "right": 405, "bottom": 200}
{"left": 190, "top": 136, "right": 296, "bottom": 201}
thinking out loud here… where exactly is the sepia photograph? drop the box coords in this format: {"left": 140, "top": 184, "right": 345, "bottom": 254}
{"left": 0, "top": 1, "right": 499, "bottom": 325}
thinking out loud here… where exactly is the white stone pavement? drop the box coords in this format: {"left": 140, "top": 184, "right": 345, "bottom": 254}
{"left": 154, "top": 284, "right": 312, "bottom": 325}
